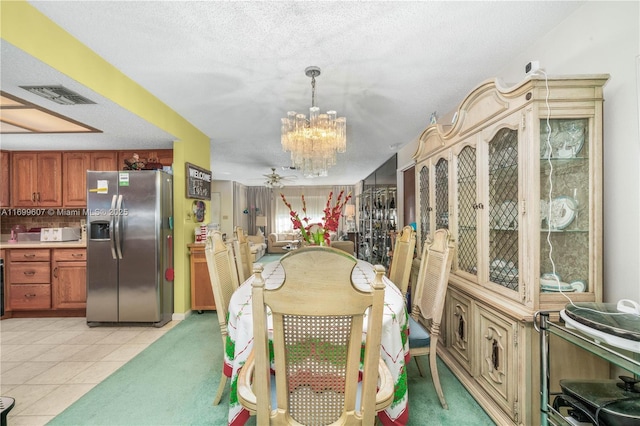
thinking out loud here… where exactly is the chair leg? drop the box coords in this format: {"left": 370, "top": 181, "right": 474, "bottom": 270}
{"left": 429, "top": 353, "right": 448, "bottom": 410}
{"left": 413, "top": 355, "right": 425, "bottom": 377}
{"left": 213, "top": 372, "right": 227, "bottom": 405}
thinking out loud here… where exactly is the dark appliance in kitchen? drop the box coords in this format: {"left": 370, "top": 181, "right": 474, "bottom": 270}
{"left": 552, "top": 302, "right": 640, "bottom": 425}
{"left": 86, "top": 170, "right": 173, "bottom": 327}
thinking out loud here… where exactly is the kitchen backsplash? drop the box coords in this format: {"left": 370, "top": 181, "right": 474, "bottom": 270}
{"left": 1, "top": 214, "right": 83, "bottom": 234}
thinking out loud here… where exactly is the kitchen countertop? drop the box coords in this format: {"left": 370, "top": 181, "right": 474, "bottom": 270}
{"left": 0, "top": 237, "right": 86, "bottom": 250}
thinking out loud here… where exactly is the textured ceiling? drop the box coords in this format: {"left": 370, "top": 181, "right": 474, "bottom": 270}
{"left": 1, "top": 1, "right": 583, "bottom": 186}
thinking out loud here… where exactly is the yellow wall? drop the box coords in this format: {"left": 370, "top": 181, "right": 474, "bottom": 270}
{"left": 1, "top": 0, "right": 210, "bottom": 314}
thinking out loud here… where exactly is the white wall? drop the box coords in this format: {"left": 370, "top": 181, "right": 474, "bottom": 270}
{"left": 211, "top": 180, "right": 234, "bottom": 237}
{"left": 398, "top": 1, "right": 640, "bottom": 302}
{"left": 497, "top": 1, "right": 640, "bottom": 303}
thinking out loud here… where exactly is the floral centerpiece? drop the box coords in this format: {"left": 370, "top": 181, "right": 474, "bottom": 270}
{"left": 280, "top": 190, "right": 352, "bottom": 246}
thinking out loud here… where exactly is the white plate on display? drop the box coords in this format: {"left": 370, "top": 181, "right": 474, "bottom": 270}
{"left": 543, "top": 196, "right": 577, "bottom": 230}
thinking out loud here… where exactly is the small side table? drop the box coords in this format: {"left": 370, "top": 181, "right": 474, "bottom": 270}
{"left": 187, "top": 243, "right": 216, "bottom": 312}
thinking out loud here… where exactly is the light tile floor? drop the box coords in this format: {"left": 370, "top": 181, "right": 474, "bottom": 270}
{"left": 0, "top": 316, "right": 178, "bottom": 426}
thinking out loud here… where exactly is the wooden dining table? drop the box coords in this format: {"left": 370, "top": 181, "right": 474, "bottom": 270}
{"left": 223, "top": 259, "right": 411, "bottom": 426}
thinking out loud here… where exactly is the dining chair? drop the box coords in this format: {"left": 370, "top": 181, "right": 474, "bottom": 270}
{"left": 331, "top": 239, "right": 355, "bottom": 255}
{"left": 204, "top": 229, "right": 241, "bottom": 405}
{"left": 409, "top": 228, "right": 454, "bottom": 410}
{"left": 237, "top": 246, "right": 394, "bottom": 425}
{"left": 233, "top": 226, "right": 253, "bottom": 283}
{"left": 387, "top": 225, "right": 416, "bottom": 297}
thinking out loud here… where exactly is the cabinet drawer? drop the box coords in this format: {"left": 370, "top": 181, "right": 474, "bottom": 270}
{"left": 9, "top": 262, "right": 50, "bottom": 283}
{"left": 9, "top": 249, "right": 50, "bottom": 262}
{"left": 53, "top": 249, "right": 86, "bottom": 261}
{"left": 10, "top": 284, "right": 51, "bottom": 310}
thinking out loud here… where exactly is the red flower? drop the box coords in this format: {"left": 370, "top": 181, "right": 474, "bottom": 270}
{"left": 280, "top": 191, "right": 352, "bottom": 245}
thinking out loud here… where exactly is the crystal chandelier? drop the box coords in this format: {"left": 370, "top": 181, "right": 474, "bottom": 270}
{"left": 281, "top": 66, "right": 346, "bottom": 178}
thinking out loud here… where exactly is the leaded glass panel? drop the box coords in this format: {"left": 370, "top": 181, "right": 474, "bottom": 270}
{"left": 488, "top": 128, "right": 519, "bottom": 291}
{"left": 457, "top": 146, "right": 477, "bottom": 276}
{"left": 419, "top": 165, "right": 430, "bottom": 248}
{"left": 435, "top": 158, "right": 449, "bottom": 230}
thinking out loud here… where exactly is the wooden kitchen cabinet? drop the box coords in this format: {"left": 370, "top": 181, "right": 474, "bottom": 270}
{"left": 11, "top": 152, "right": 62, "bottom": 207}
{"left": 0, "top": 150, "right": 10, "bottom": 207}
{"left": 8, "top": 249, "right": 51, "bottom": 310}
{"left": 52, "top": 249, "right": 87, "bottom": 309}
{"left": 188, "top": 243, "right": 216, "bottom": 311}
{"left": 63, "top": 152, "right": 91, "bottom": 207}
{"left": 90, "top": 151, "right": 118, "bottom": 171}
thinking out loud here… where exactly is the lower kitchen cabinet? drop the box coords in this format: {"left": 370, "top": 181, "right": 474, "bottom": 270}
{"left": 52, "top": 249, "right": 87, "bottom": 309}
{"left": 4, "top": 247, "right": 86, "bottom": 316}
{"left": 8, "top": 249, "right": 51, "bottom": 310}
{"left": 188, "top": 243, "right": 216, "bottom": 311}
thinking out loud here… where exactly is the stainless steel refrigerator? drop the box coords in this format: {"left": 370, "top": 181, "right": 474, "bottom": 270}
{"left": 86, "top": 170, "right": 173, "bottom": 327}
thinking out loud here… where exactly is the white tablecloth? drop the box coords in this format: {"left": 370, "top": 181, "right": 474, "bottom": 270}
{"left": 224, "top": 259, "right": 410, "bottom": 426}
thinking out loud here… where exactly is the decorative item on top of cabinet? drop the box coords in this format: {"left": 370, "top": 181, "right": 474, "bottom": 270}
{"left": 117, "top": 150, "right": 173, "bottom": 171}
{"left": 11, "top": 152, "right": 62, "bottom": 207}
{"left": 52, "top": 249, "right": 86, "bottom": 310}
{"left": 413, "top": 74, "right": 609, "bottom": 426}
{"left": 188, "top": 243, "right": 216, "bottom": 312}
{"left": 0, "top": 150, "right": 10, "bottom": 207}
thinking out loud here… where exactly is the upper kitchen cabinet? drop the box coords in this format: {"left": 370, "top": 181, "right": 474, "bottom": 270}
{"left": 0, "top": 150, "right": 10, "bottom": 207}
{"left": 90, "top": 151, "right": 118, "bottom": 171}
{"left": 63, "top": 152, "right": 91, "bottom": 207}
{"left": 63, "top": 152, "right": 119, "bottom": 207}
{"left": 11, "top": 152, "right": 62, "bottom": 207}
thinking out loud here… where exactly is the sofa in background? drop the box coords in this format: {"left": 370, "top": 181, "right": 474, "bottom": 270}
{"left": 267, "top": 231, "right": 339, "bottom": 254}
{"left": 267, "top": 232, "right": 300, "bottom": 254}
{"left": 247, "top": 235, "right": 267, "bottom": 261}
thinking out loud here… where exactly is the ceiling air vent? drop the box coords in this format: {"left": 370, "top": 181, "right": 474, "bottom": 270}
{"left": 19, "top": 85, "right": 96, "bottom": 105}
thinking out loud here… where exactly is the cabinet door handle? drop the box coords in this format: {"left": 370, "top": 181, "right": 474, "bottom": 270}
{"left": 23, "top": 253, "right": 36, "bottom": 258}
{"left": 37, "top": 192, "right": 41, "bottom": 202}
{"left": 23, "top": 270, "right": 36, "bottom": 276}
{"left": 53, "top": 267, "right": 58, "bottom": 278}
{"left": 71, "top": 253, "right": 84, "bottom": 258}
{"left": 32, "top": 192, "right": 36, "bottom": 202}
{"left": 25, "top": 293, "right": 37, "bottom": 298}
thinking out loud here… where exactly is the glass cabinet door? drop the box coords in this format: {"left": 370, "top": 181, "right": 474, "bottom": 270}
{"left": 539, "top": 118, "right": 590, "bottom": 294}
{"left": 455, "top": 144, "right": 478, "bottom": 280}
{"left": 487, "top": 127, "right": 519, "bottom": 294}
{"left": 419, "top": 164, "right": 430, "bottom": 250}
{"left": 435, "top": 157, "right": 449, "bottom": 230}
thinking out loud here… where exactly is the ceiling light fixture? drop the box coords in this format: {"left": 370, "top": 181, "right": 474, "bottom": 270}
{"left": 281, "top": 66, "right": 346, "bottom": 178}
{"left": 264, "top": 168, "right": 285, "bottom": 189}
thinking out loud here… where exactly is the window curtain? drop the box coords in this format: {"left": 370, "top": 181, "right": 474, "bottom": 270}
{"left": 333, "top": 185, "right": 355, "bottom": 236}
{"left": 247, "top": 186, "right": 272, "bottom": 236}
{"left": 233, "top": 182, "right": 247, "bottom": 236}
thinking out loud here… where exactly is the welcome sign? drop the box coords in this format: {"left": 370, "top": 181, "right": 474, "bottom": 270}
{"left": 186, "top": 162, "right": 212, "bottom": 200}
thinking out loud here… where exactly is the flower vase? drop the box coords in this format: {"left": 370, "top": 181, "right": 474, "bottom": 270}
{"left": 311, "top": 230, "right": 326, "bottom": 246}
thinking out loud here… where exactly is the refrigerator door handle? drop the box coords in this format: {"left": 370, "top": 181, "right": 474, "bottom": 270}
{"left": 114, "top": 194, "right": 124, "bottom": 259}
{"left": 109, "top": 194, "right": 117, "bottom": 259}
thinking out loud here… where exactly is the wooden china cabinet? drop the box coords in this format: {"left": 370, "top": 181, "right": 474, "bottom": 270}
{"left": 413, "top": 74, "right": 610, "bottom": 425}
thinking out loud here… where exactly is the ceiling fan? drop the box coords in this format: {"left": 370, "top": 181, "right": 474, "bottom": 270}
{"left": 263, "top": 167, "right": 297, "bottom": 188}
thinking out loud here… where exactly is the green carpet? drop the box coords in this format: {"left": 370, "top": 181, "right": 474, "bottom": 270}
{"left": 48, "top": 311, "right": 494, "bottom": 425}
